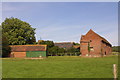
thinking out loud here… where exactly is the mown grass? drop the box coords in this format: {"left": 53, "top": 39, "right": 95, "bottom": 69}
{"left": 2, "top": 55, "right": 118, "bottom": 78}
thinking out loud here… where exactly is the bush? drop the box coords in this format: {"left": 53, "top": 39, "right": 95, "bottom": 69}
{"left": 112, "top": 46, "right": 120, "bottom": 52}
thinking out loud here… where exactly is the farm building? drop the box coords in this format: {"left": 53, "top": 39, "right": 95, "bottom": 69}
{"left": 10, "top": 45, "right": 47, "bottom": 58}
{"left": 54, "top": 42, "right": 74, "bottom": 49}
{"left": 80, "top": 29, "right": 112, "bottom": 57}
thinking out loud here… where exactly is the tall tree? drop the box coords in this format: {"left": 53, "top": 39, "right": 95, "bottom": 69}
{"left": 2, "top": 33, "right": 11, "bottom": 57}
{"left": 2, "top": 17, "right": 36, "bottom": 45}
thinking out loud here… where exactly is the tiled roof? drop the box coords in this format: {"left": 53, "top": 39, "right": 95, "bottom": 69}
{"left": 73, "top": 45, "right": 80, "bottom": 48}
{"left": 10, "top": 45, "right": 47, "bottom": 52}
{"left": 54, "top": 42, "right": 74, "bottom": 49}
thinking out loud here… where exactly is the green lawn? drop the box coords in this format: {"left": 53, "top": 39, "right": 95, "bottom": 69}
{"left": 2, "top": 55, "right": 118, "bottom": 78}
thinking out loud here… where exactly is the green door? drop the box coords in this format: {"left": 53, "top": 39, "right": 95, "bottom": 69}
{"left": 26, "top": 51, "right": 46, "bottom": 57}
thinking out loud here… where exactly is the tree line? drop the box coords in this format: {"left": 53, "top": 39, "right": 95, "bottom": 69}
{"left": 112, "top": 46, "right": 120, "bottom": 52}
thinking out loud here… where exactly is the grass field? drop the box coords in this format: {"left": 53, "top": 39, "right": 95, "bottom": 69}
{"left": 2, "top": 55, "right": 118, "bottom": 78}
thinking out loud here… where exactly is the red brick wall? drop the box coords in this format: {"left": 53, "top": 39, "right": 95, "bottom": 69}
{"left": 11, "top": 52, "right": 26, "bottom": 58}
{"left": 80, "top": 42, "right": 88, "bottom": 56}
{"left": 101, "top": 42, "right": 112, "bottom": 56}
{"left": 90, "top": 39, "right": 101, "bottom": 56}
{"left": 80, "top": 39, "right": 102, "bottom": 56}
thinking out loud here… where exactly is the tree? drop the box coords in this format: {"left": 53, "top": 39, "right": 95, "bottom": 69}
{"left": 2, "top": 34, "right": 11, "bottom": 57}
{"left": 2, "top": 17, "right": 36, "bottom": 45}
{"left": 0, "top": 26, "right": 2, "bottom": 57}
{"left": 67, "top": 47, "right": 76, "bottom": 53}
{"left": 67, "top": 47, "right": 80, "bottom": 56}
{"left": 39, "top": 40, "right": 55, "bottom": 56}
{"left": 49, "top": 46, "right": 59, "bottom": 56}
{"left": 39, "top": 40, "right": 54, "bottom": 48}
{"left": 58, "top": 48, "right": 65, "bottom": 53}
{"left": 112, "top": 46, "right": 120, "bottom": 52}
{"left": 73, "top": 42, "right": 80, "bottom": 45}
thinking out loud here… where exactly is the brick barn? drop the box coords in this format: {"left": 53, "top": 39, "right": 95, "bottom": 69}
{"left": 10, "top": 45, "right": 47, "bottom": 58}
{"left": 80, "top": 29, "right": 112, "bottom": 57}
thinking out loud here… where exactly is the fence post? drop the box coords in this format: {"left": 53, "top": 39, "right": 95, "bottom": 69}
{"left": 113, "top": 64, "right": 117, "bottom": 80}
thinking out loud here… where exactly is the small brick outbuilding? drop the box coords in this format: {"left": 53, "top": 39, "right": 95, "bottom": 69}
{"left": 10, "top": 45, "right": 47, "bottom": 58}
{"left": 80, "top": 29, "right": 112, "bottom": 57}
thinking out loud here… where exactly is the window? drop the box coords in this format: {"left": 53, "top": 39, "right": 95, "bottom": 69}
{"left": 90, "top": 47, "right": 94, "bottom": 51}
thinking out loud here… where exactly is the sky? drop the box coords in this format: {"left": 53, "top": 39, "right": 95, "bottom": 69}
{"left": 2, "top": 2, "right": 118, "bottom": 46}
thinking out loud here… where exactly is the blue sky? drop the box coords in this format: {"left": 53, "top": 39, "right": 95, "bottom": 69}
{"left": 2, "top": 2, "right": 118, "bottom": 46}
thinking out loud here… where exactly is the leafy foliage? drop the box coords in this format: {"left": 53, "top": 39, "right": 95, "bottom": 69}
{"left": 88, "top": 42, "right": 90, "bottom": 53}
{"left": 67, "top": 47, "right": 79, "bottom": 53}
{"left": 0, "top": 26, "right": 1, "bottom": 57}
{"left": 2, "top": 34, "right": 11, "bottom": 57}
{"left": 73, "top": 42, "right": 80, "bottom": 45}
{"left": 49, "top": 46, "right": 59, "bottom": 55}
{"left": 39, "top": 40, "right": 54, "bottom": 48}
{"left": 2, "top": 17, "right": 36, "bottom": 45}
{"left": 66, "top": 47, "right": 80, "bottom": 56}
{"left": 112, "top": 46, "right": 120, "bottom": 52}
{"left": 49, "top": 46, "right": 66, "bottom": 56}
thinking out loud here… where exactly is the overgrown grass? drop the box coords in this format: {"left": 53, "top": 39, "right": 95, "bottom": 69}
{"left": 2, "top": 55, "right": 118, "bottom": 78}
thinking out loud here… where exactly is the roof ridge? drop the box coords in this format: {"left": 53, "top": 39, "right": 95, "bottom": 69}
{"left": 10, "top": 45, "right": 47, "bottom": 47}
{"left": 86, "top": 29, "right": 111, "bottom": 45}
